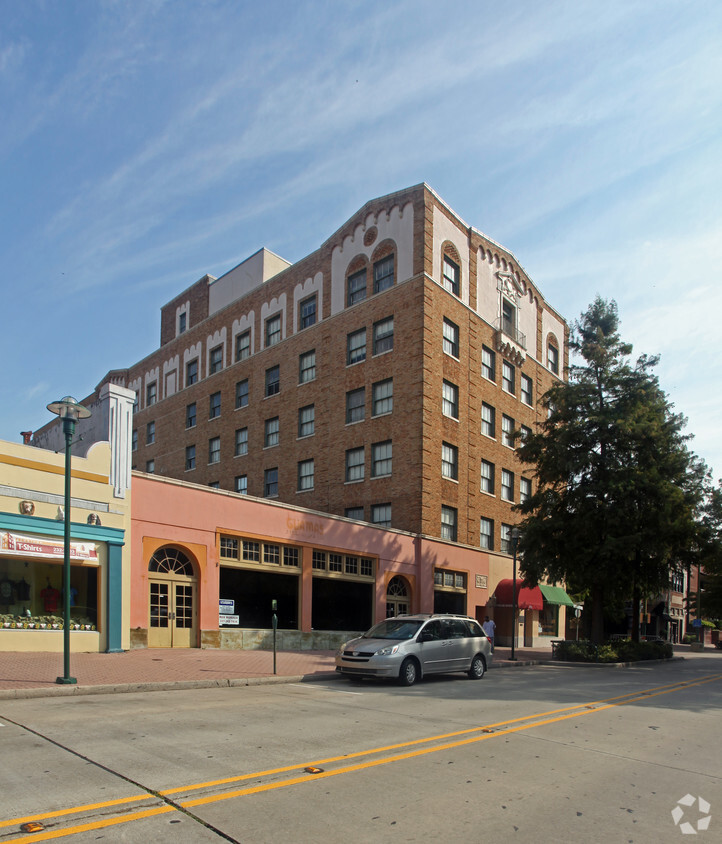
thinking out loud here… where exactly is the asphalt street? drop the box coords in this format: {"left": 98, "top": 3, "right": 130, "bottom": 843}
{"left": 0, "top": 652, "right": 719, "bottom": 844}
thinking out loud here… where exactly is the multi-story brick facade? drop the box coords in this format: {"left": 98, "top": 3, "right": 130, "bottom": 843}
{"left": 63, "top": 184, "right": 568, "bottom": 550}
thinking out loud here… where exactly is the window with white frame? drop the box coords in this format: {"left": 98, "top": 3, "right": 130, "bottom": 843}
{"left": 265, "top": 314, "right": 281, "bottom": 347}
{"left": 298, "top": 404, "right": 315, "bottom": 438}
{"left": 501, "top": 469, "right": 514, "bottom": 501}
{"left": 178, "top": 312, "right": 187, "bottom": 334}
{"left": 299, "top": 349, "right": 315, "bottom": 383}
{"left": 185, "top": 444, "right": 195, "bottom": 470}
{"left": 235, "top": 330, "right": 250, "bottom": 362}
{"left": 371, "top": 503, "right": 391, "bottom": 526}
{"left": 264, "top": 417, "right": 279, "bottom": 448}
{"left": 443, "top": 318, "right": 459, "bottom": 358}
{"left": 442, "top": 380, "right": 459, "bottom": 420}
{"left": 371, "top": 440, "right": 392, "bottom": 477}
{"left": 441, "top": 505, "right": 458, "bottom": 541}
{"left": 186, "top": 359, "right": 198, "bottom": 386}
{"left": 346, "top": 388, "right": 365, "bottom": 424}
{"left": 502, "top": 414, "right": 515, "bottom": 448}
{"left": 500, "top": 523, "right": 513, "bottom": 553}
{"left": 209, "top": 345, "right": 223, "bottom": 374}
{"left": 442, "top": 442, "right": 458, "bottom": 480}
{"left": 520, "top": 476, "right": 532, "bottom": 503}
{"left": 345, "top": 506, "right": 364, "bottom": 520}
{"left": 235, "top": 427, "right": 248, "bottom": 456}
{"left": 481, "top": 402, "right": 495, "bottom": 438}
{"left": 345, "top": 447, "right": 364, "bottom": 482}
{"left": 235, "top": 475, "right": 247, "bottom": 494}
{"left": 480, "top": 517, "right": 494, "bottom": 550}
{"left": 373, "top": 255, "right": 394, "bottom": 293}
{"left": 186, "top": 403, "right": 196, "bottom": 428}
{"left": 265, "top": 365, "right": 280, "bottom": 397}
{"left": 146, "top": 421, "right": 155, "bottom": 444}
{"left": 235, "top": 379, "right": 249, "bottom": 408}
{"left": 520, "top": 424, "right": 532, "bottom": 443}
{"left": 264, "top": 467, "right": 278, "bottom": 497}
{"left": 347, "top": 269, "right": 367, "bottom": 306}
{"left": 347, "top": 328, "right": 366, "bottom": 365}
{"left": 482, "top": 345, "right": 496, "bottom": 381}
{"left": 298, "top": 459, "right": 314, "bottom": 491}
{"left": 373, "top": 316, "right": 394, "bottom": 354}
{"left": 480, "top": 460, "right": 495, "bottom": 494}
{"left": 146, "top": 382, "right": 157, "bottom": 407}
{"left": 146, "top": 459, "right": 155, "bottom": 473}
{"left": 548, "top": 342, "right": 559, "bottom": 375}
{"left": 209, "top": 391, "right": 221, "bottom": 419}
{"left": 208, "top": 437, "right": 220, "bottom": 464}
{"left": 502, "top": 360, "right": 515, "bottom": 395}
{"left": 299, "top": 295, "right": 317, "bottom": 329}
{"left": 372, "top": 378, "right": 393, "bottom": 416}
{"left": 521, "top": 373, "right": 533, "bottom": 405}
{"left": 442, "top": 256, "right": 460, "bottom": 296}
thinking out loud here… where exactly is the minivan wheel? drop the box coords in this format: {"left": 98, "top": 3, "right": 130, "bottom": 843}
{"left": 398, "top": 657, "right": 419, "bottom": 686}
{"left": 468, "top": 654, "right": 486, "bottom": 679}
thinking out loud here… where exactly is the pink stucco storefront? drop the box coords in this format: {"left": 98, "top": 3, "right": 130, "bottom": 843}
{"left": 130, "top": 473, "right": 493, "bottom": 649}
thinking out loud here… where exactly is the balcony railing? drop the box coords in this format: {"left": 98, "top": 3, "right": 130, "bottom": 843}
{"left": 494, "top": 317, "right": 526, "bottom": 350}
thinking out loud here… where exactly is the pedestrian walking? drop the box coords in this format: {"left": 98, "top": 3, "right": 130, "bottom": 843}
{"left": 482, "top": 615, "right": 496, "bottom": 652}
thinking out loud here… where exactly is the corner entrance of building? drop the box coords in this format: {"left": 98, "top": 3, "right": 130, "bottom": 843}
{"left": 147, "top": 547, "right": 198, "bottom": 648}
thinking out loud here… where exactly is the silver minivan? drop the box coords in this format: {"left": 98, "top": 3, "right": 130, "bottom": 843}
{"left": 335, "top": 614, "right": 493, "bottom": 686}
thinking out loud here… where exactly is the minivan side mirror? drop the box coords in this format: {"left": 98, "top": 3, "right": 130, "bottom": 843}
{"left": 417, "top": 631, "right": 432, "bottom": 643}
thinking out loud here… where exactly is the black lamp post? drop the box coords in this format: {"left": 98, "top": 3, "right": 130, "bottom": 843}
{"left": 47, "top": 396, "right": 91, "bottom": 685}
{"left": 510, "top": 527, "right": 520, "bottom": 661}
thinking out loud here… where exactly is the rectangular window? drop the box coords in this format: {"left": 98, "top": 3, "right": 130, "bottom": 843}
{"left": 502, "top": 414, "right": 515, "bottom": 448}
{"left": 346, "top": 447, "right": 365, "bottom": 482}
{"left": 208, "top": 437, "right": 220, "bottom": 464}
{"left": 481, "top": 402, "right": 495, "bottom": 438}
{"left": 371, "top": 503, "right": 391, "bottom": 527}
{"left": 243, "top": 540, "right": 260, "bottom": 561}
{"left": 347, "top": 329, "right": 366, "bottom": 365}
{"left": 186, "top": 403, "right": 196, "bottom": 428}
{"left": 442, "top": 380, "right": 459, "bottom": 420}
{"left": 235, "top": 330, "right": 250, "bottom": 362}
{"left": 501, "top": 469, "right": 514, "bottom": 501}
{"left": 298, "top": 404, "right": 315, "bottom": 437}
{"left": 329, "top": 552, "right": 343, "bottom": 572}
{"left": 186, "top": 360, "right": 198, "bottom": 386}
{"left": 264, "top": 468, "right": 278, "bottom": 497}
{"left": 300, "top": 295, "right": 317, "bottom": 329}
{"left": 372, "top": 379, "right": 393, "bottom": 416}
{"left": 178, "top": 312, "right": 187, "bottom": 334}
{"left": 284, "top": 547, "right": 299, "bottom": 567}
{"left": 443, "top": 318, "right": 459, "bottom": 358}
{"left": 146, "top": 459, "right": 155, "bottom": 473}
{"left": 265, "top": 365, "right": 280, "bottom": 397}
{"left": 371, "top": 440, "right": 392, "bottom": 477}
{"left": 502, "top": 299, "right": 516, "bottom": 338}
{"left": 481, "top": 460, "right": 495, "bottom": 494}
{"left": 185, "top": 445, "right": 196, "bottom": 471}
{"left": 442, "top": 256, "right": 460, "bottom": 296}
{"left": 480, "top": 517, "right": 494, "bottom": 550}
{"left": 347, "top": 269, "right": 367, "bottom": 306}
{"left": 209, "top": 391, "right": 221, "bottom": 419}
{"left": 481, "top": 346, "right": 496, "bottom": 382}
{"left": 235, "top": 427, "right": 248, "bottom": 456}
{"left": 346, "top": 387, "right": 365, "bottom": 424}
{"left": 548, "top": 343, "right": 559, "bottom": 375}
{"left": 442, "top": 442, "right": 458, "bottom": 480}
{"left": 298, "top": 459, "right": 314, "bottom": 491}
{"left": 345, "top": 506, "right": 364, "bottom": 520}
{"left": 264, "top": 544, "right": 281, "bottom": 566}
{"left": 500, "top": 523, "right": 512, "bottom": 554}
{"left": 502, "top": 360, "right": 515, "bottom": 395}
{"left": 373, "top": 254, "right": 394, "bottom": 293}
{"left": 220, "top": 536, "right": 239, "bottom": 558}
{"left": 264, "top": 417, "right": 279, "bottom": 448}
{"left": 146, "top": 382, "right": 157, "bottom": 407}
{"left": 235, "top": 379, "right": 249, "bottom": 408}
{"left": 265, "top": 314, "right": 281, "bottom": 347}
{"left": 299, "top": 349, "right": 316, "bottom": 383}
{"left": 132, "top": 429, "right": 138, "bottom": 451}
{"left": 521, "top": 373, "right": 533, "bottom": 405}
{"left": 520, "top": 424, "right": 532, "bottom": 443}
{"left": 235, "top": 475, "right": 248, "bottom": 494}
{"left": 373, "top": 316, "right": 394, "bottom": 354}
{"left": 441, "top": 505, "right": 458, "bottom": 542}
{"left": 208, "top": 481, "right": 220, "bottom": 489}
{"left": 146, "top": 421, "right": 155, "bottom": 444}
{"left": 520, "top": 476, "right": 532, "bottom": 503}
{"left": 210, "top": 345, "right": 223, "bottom": 374}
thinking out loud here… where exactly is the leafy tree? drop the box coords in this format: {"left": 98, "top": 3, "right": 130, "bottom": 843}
{"left": 516, "top": 297, "right": 701, "bottom": 643}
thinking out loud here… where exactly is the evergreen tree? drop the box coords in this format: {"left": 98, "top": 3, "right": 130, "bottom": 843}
{"left": 516, "top": 297, "right": 700, "bottom": 643}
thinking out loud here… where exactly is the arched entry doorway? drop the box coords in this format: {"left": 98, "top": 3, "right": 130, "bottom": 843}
{"left": 386, "top": 575, "right": 410, "bottom": 618}
{"left": 148, "top": 546, "right": 198, "bottom": 648}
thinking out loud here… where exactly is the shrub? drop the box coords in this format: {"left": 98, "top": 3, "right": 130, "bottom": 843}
{"left": 553, "top": 638, "right": 672, "bottom": 662}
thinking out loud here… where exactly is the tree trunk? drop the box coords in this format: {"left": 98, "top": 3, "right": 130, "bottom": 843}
{"left": 590, "top": 583, "right": 605, "bottom": 644}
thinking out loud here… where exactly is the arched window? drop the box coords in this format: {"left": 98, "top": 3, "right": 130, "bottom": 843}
{"left": 386, "top": 575, "right": 410, "bottom": 618}
{"left": 148, "top": 547, "right": 194, "bottom": 576}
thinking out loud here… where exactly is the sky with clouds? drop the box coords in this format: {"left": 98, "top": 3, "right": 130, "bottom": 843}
{"left": 1, "top": 0, "right": 720, "bottom": 479}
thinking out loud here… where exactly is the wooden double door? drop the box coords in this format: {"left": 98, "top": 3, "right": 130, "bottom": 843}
{"left": 148, "top": 577, "right": 197, "bottom": 648}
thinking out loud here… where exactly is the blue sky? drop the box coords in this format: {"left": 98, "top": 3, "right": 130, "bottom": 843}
{"left": 1, "top": 0, "right": 721, "bottom": 479}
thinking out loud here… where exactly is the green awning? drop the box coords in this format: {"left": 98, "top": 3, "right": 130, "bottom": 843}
{"left": 539, "top": 584, "right": 575, "bottom": 607}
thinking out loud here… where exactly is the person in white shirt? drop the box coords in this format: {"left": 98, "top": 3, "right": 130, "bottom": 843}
{"left": 482, "top": 616, "right": 496, "bottom": 652}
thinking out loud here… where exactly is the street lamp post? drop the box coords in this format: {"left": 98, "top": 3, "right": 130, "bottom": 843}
{"left": 510, "top": 527, "right": 520, "bottom": 661}
{"left": 47, "top": 396, "right": 91, "bottom": 685}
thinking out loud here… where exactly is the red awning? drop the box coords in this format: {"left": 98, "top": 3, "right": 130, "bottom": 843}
{"left": 493, "top": 579, "right": 544, "bottom": 611}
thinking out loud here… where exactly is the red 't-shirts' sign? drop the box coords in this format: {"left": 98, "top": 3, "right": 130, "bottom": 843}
{"left": 0, "top": 532, "right": 98, "bottom": 562}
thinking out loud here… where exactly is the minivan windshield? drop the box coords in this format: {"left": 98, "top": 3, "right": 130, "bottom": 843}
{"left": 363, "top": 619, "right": 424, "bottom": 640}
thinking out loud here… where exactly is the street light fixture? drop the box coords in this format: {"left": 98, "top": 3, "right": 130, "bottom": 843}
{"left": 510, "top": 527, "right": 520, "bottom": 661}
{"left": 47, "top": 396, "right": 91, "bottom": 685}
